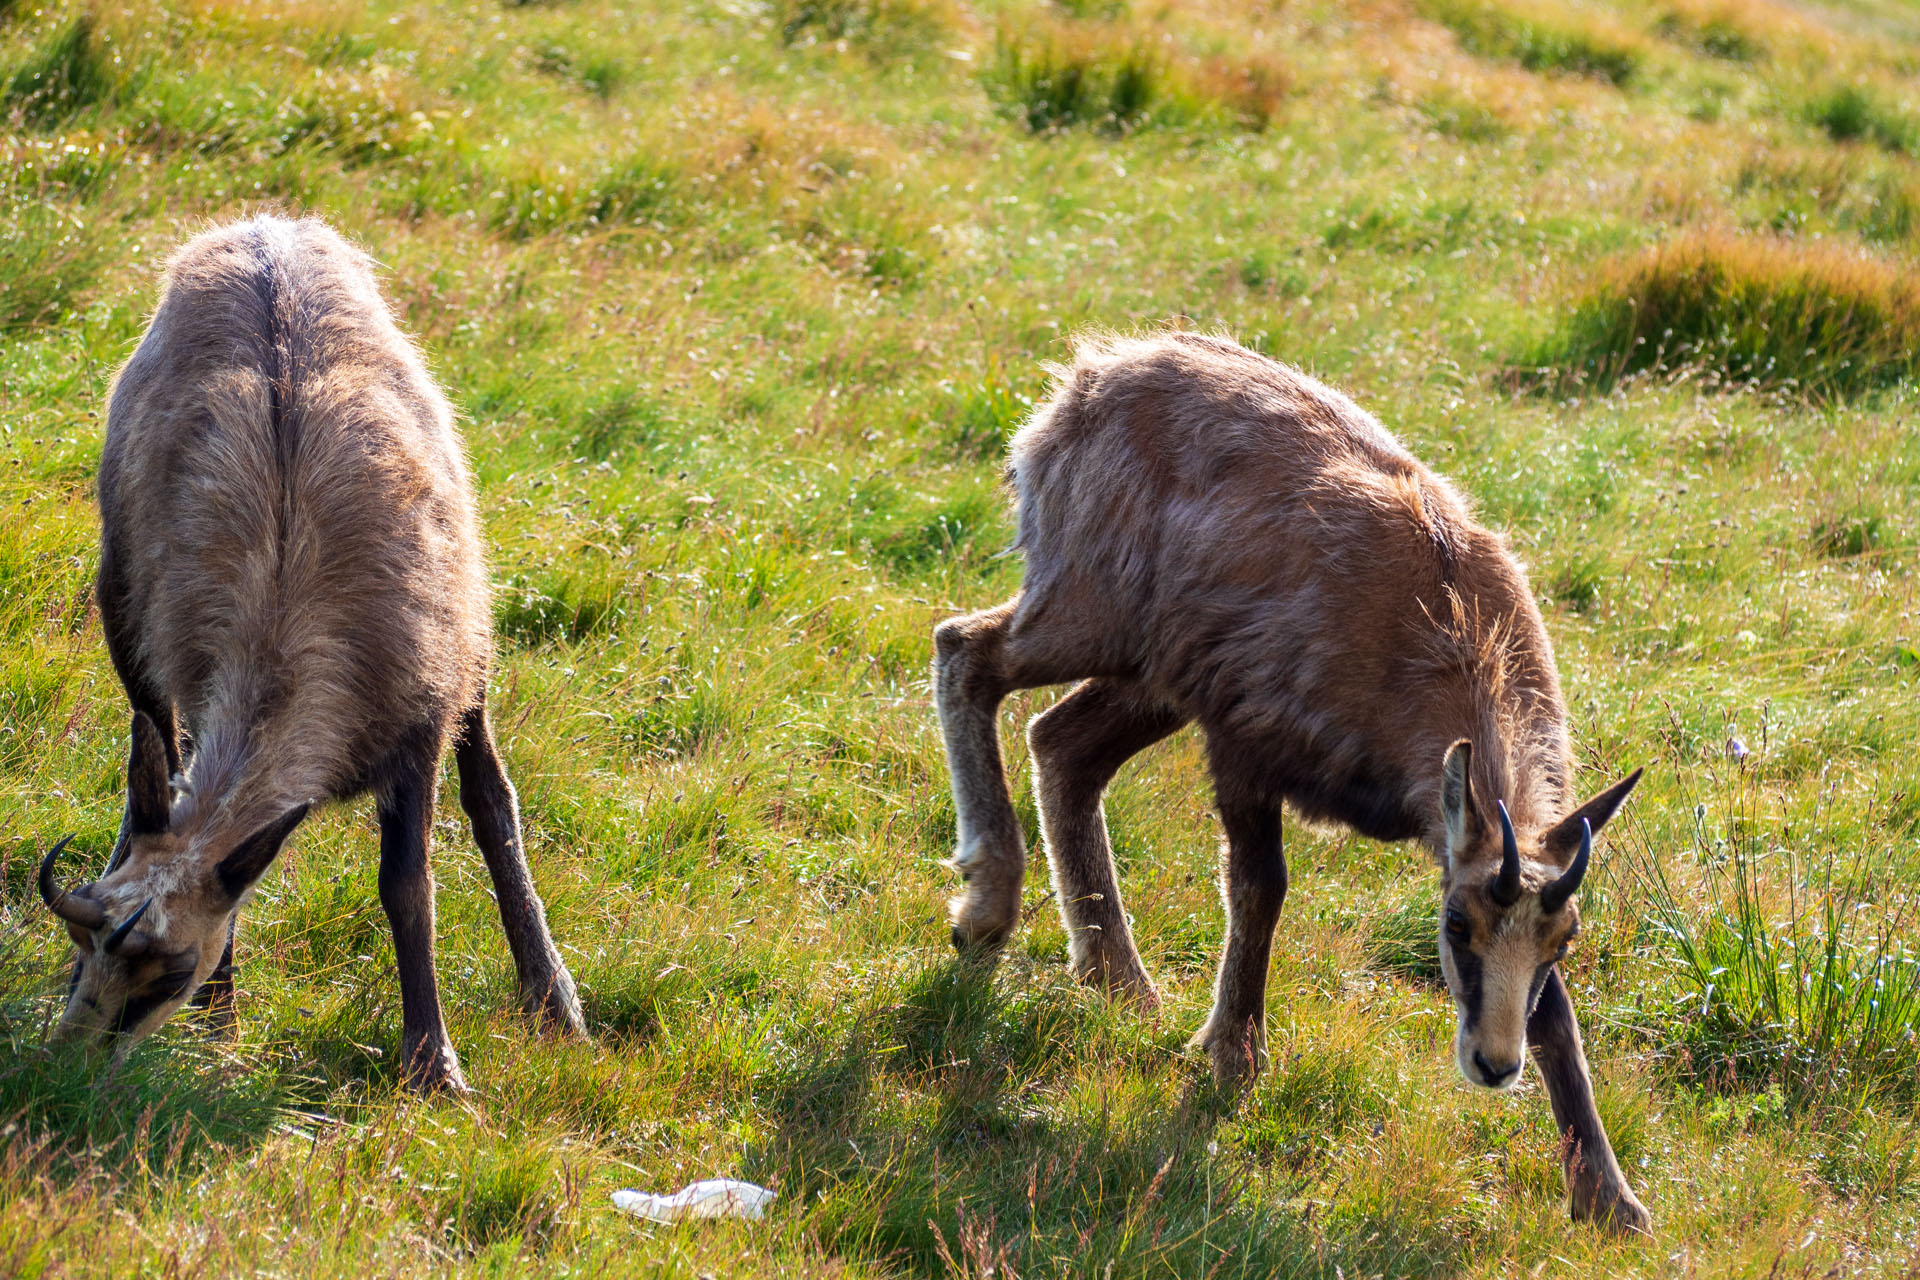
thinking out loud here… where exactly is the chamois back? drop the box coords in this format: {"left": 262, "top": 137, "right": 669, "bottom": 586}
{"left": 1006, "top": 331, "right": 1571, "bottom": 847}
{"left": 99, "top": 215, "right": 490, "bottom": 849}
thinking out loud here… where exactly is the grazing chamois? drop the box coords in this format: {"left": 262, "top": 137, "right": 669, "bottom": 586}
{"left": 38, "top": 215, "right": 584, "bottom": 1092}
{"left": 933, "top": 332, "right": 1650, "bottom": 1233}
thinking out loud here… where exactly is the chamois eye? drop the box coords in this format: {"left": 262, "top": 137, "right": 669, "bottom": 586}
{"left": 1445, "top": 912, "right": 1471, "bottom": 943}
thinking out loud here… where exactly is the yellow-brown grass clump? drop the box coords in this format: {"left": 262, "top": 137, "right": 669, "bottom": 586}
{"left": 1524, "top": 230, "right": 1920, "bottom": 397}
{"left": 1417, "top": 0, "right": 1646, "bottom": 85}
{"left": 985, "top": 15, "right": 1288, "bottom": 134}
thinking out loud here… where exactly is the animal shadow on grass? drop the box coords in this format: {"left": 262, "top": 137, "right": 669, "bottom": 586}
{"left": 747, "top": 959, "right": 1471, "bottom": 1279}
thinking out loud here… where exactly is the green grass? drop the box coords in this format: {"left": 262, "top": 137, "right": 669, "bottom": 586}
{"left": 1520, "top": 230, "right": 1920, "bottom": 397}
{"left": 1798, "top": 79, "right": 1920, "bottom": 154}
{"left": 3, "top": 0, "right": 1920, "bottom": 1274}
{"left": 1419, "top": 0, "right": 1646, "bottom": 85}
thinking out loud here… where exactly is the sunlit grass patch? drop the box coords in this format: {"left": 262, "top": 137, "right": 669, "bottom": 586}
{"left": 1, "top": 13, "right": 118, "bottom": 128}
{"left": 0, "top": 197, "right": 109, "bottom": 334}
{"left": 1735, "top": 146, "right": 1920, "bottom": 246}
{"left": 1655, "top": 1, "right": 1763, "bottom": 60}
{"left": 436, "top": 1141, "right": 570, "bottom": 1254}
{"left": 771, "top": 0, "right": 953, "bottom": 59}
{"left": 1808, "top": 505, "right": 1883, "bottom": 559}
{"left": 1521, "top": 231, "right": 1920, "bottom": 397}
{"left": 1795, "top": 78, "right": 1919, "bottom": 155}
{"left": 1364, "top": 879, "right": 1443, "bottom": 985}
{"left": 934, "top": 360, "right": 1035, "bottom": 460}
{"left": 1623, "top": 776, "right": 1920, "bottom": 1107}
{"left": 477, "top": 154, "right": 679, "bottom": 240}
{"left": 984, "top": 16, "right": 1288, "bottom": 135}
{"left": 528, "top": 41, "right": 625, "bottom": 100}
{"left": 985, "top": 22, "right": 1166, "bottom": 135}
{"left": 1415, "top": 84, "right": 1512, "bottom": 140}
{"left": 1417, "top": 0, "right": 1645, "bottom": 85}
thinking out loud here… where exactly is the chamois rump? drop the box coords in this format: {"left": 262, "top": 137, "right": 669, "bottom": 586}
{"left": 38, "top": 215, "right": 583, "bottom": 1092}
{"left": 932, "top": 332, "right": 1650, "bottom": 1233}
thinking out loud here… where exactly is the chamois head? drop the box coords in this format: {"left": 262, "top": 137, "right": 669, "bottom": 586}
{"left": 40, "top": 713, "right": 306, "bottom": 1050}
{"left": 1435, "top": 739, "right": 1640, "bottom": 1091}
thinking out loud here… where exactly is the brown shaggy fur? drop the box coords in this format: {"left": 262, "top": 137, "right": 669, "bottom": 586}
{"left": 44, "top": 215, "right": 583, "bottom": 1092}
{"left": 933, "top": 331, "right": 1649, "bottom": 1233}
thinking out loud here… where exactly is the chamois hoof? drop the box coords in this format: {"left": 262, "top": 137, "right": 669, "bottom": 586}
{"left": 523, "top": 969, "right": 587, "bottom": 1037}
{"left": 1070, "top": 945, "right": 1160, "bottom": 1008}
{"left": 1571, "top": 1178, "right": 1653, "bottom": 1237}
{"left": 1191, "top": 1018, "right": 1265, "bottom": 1088}
{"left": 948, "top": 890, "right": 1019, "bottom": 956}
{"left": 401, "top": 1041, "right": 471, "bottom": 1096}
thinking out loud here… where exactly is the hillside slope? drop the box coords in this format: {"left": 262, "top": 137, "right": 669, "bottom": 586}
{"left": 3, "top": 0, "right": 1920, "bottom": 1274}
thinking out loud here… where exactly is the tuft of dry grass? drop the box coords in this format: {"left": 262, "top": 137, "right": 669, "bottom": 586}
{"left": 984, "top": 14, "right": 1288, "bottom": 135}
{"left": 1523, "top": 230, "right": 1920, "bottom": 397}
{"left": 1652, "top": 0, "right": 1831, "bottom": 62}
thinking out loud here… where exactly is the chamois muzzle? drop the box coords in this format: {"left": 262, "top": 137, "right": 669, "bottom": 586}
{"left": 38, "top": 835, "right": 106, "bottom": 931}
{"left": 1491, "top": 801, "right": 1521, "bottom": 907}
{"left": 1540, "top": 818, "right": 1591, "bottom": 914}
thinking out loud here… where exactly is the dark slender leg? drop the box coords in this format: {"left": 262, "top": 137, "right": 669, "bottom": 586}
{"left": 1192, "top": 778, "right": 1287, "bottom": 1086}
{"left": 453, "top": 702, "right": 584, "bottom": 1035}
{"left": 377, "top": 734, "right": 467, "bottom": 1094}
{"left": 1027, "top": 678, "right": 1187, "bottom": 1002}
{"left": 1527, "top": 968, "right": 1652, "bottom": 1235}
{"left": 186, "top": 920, "right": 238, "bottom": 1036}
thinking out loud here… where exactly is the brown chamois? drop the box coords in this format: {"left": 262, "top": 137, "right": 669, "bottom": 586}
{"left": 38, "top": 215, "right": 584, "bottom": 1093}
{"left": 932, "top": 332, "right": 1650, "bottom": 1234}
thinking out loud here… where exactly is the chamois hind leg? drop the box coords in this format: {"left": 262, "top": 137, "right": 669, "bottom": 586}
{"left": 1528, "top": 968, "right": 1652, "bottom": 1235}
{"left": 1027, "top": 678, "right": 1187, "bottom": 1004}
{"left": 377, "top": 728, "right": 468, "bottom": 1094}
{"left": 933, "top": 597, "right": 1086, "bottom": 953}
{"left": 1191, "top": 758, "right": 1286, "bottom": 1086}
{"left": 453, "top": 701, "right": 585, "bottom": 1037}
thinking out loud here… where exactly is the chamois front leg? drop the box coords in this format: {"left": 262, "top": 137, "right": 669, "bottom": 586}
{"left": 377, "top": 743, "right": 468, "bottom": 1095}
{"left": 185, "top": 919, "right": 238, "bottom": 1037}
{"left": 454, "top": 701, "right": 585, "bottom": 1037}
{"left": 1028, "top": 678, "right": 1187, "bottom": 1004}
{"left": 1528, "top": 967, "right": 1651, "bottom": 1236}
{"left": 1192, "top": 793, "right": 1287, "bottom": 1086}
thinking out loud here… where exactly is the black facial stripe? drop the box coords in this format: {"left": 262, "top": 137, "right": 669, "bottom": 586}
{"left": 1452, "top": 944, "right": 1484, "bottom": 1031}
{"left": 113, "top": 965, "right": 199, "bottom": 1035}
{"left": 1526, "top": 962, "right": 1553, "bottom": 1018}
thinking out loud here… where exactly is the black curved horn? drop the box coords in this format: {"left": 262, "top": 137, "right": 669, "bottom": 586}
{"left": 38, "top": 835, "right": 106, "bottom": 930}
{"left": 1541, "top": 818, "right": 1591, "bottom": 914}
{"left": 1492, "top": 800, "right": 1521, "bottom": 907}
{"left": 103, "top": 897, "right": 154, "bottom": 957}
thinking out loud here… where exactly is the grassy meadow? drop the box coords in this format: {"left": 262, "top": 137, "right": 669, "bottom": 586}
{"left": 4, "top": 0, "right": 1920, "bottom": 1273}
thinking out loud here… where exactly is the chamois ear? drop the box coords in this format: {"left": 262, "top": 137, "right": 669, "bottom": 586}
{"left": 1541, "top": 768, "right": 1643, "bottom": 863}
{"left": 127, "top": 712, "right": 172, "bottom": 836}
{"left": 214, "top": 804, "right": 310, "bottom": 902}
{"left": 1439, "top": 739, "right": 1485, "bottom": 862}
